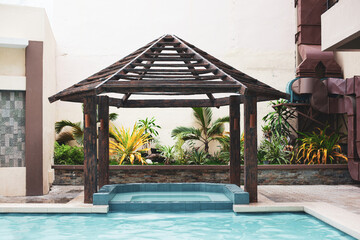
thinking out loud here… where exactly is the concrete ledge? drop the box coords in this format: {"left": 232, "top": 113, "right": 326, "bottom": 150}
{"left": 0, "top": 76, "right": 26, "bottom": 91}
{"left": 0, "top": 37, "right": 28, "bottom": 49}
{"left": 0, "top": 203, "right": 108, "bottom": 213}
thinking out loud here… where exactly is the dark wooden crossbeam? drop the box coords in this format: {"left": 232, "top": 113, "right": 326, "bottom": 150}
{"left": 108, "top": 97, "right": 232, "bottom": 108}
{"left": 138, "top": 57, "right": 199, "bottom": 61}
{"left": 144, "top": 53, "right": 195, "bottom": 57}
{"left": 130, "top": 63, "right": 210, "bottom": 68}
{"left": 123, "top": 69, "right": 214, "bottom": 73}
{"left": 150, "top": 47, "right": 187, "bottom": 51}
{"left": 115, "top": 75, "right": 220, "bottom": 81}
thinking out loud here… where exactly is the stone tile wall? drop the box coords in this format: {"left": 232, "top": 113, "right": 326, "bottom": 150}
{"left": 53, "top": 165, "right": 355, "bottom": 185}
{"left": 0, "top": 91, "right": 25, "bottom": 167}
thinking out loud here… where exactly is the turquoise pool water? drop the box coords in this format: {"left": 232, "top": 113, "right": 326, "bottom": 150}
{"left": 111, "top": 191, "right": 230, "bottom": 202}
{"left": 0, "top": 212, "right": 354, "bottom": 239}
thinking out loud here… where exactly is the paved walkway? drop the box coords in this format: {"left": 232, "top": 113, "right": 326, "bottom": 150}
{"left": 1, "top": 184, "right": 360, "bottom": 214}
{"left": 258, "top": 185, "right": 360, "bottom": 215}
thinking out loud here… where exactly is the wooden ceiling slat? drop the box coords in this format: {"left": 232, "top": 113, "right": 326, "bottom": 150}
{"left": 138, "top": 57, "right": 200, "bottom": 62}
{"left": 123, "top": 68, "right": 214, "bottom": 73}
{"left": 130, "top": 63, "right": 210, "bottom": 68}
{"left": 115, "top": 75, "right": 219, "bottom": 80}
{"left": 150, "top": 47, "right": 187, "bottom": 51}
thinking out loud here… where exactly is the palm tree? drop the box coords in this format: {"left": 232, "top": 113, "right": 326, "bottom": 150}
{"left": 55, "top": 112, "right": 118, "bottom": 145}
{"left": 171, "top": 107, "right": 229, "bottom": 153}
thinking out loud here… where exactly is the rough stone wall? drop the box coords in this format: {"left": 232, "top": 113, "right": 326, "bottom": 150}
{"left": 53, "top": 166, "right": 354, "bottom": 185}
{"left": 0, "top": 91, "right": 25, "bottom": 167}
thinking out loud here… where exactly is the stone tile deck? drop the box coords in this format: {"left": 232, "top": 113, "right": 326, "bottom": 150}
{"left": 258, "top": 185, "right": 360, "bottom": 214}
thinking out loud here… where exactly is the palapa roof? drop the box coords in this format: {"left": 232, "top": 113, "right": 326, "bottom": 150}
{"left": 49, "top": 34, "right": 287, "bottom": 108}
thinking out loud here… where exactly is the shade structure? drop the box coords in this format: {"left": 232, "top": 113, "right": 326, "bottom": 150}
{"left": 49, "top": 34, "right": 288, "bottom": 204}
{"left": 49, "top": 34, "right": 287, "bottom": 106}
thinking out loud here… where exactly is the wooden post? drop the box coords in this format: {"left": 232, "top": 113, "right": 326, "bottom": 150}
{"left": 83, "top": 96, "right": 97, "bottom": 203}
{"left": 244, "top": 95, "right": 258, "bottom": 202}
{"left": 98, "top": 96, "right": 110, "bottom": 189}
{"left": 229, "top": 95, "right": 241, "bottom": 186}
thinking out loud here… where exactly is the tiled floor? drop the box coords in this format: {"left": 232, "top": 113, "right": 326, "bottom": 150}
{"left": 258, "top": 185, "right": 360, "bottom": 214}
{"left": 0, "top": 185, "right": 83, "bottom": 203}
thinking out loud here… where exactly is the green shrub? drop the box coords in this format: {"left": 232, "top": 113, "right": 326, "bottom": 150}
{"left": 54, "top": 142, "right": 84, "bottom": 165}
{"left": 258, "top": 134, "right": 293, "bottom": 164}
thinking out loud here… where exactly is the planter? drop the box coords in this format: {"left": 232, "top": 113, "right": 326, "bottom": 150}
{"left": 52, "top": 164, "right": 354, "bottom": 186}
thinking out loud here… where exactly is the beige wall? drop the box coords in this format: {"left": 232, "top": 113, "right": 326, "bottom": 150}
{"left": 0, "top": 48, "right": 25, "bottom": 76}
{"left": 0, "top": 4, "right": 56, "bottom": 195}
{"left": 0, "top": 168, "right": 26, "bottom": 196}
{"left": 321, "top": 0, "right": 360, "bottom": 51}
{"left": 42, "top": 11, "right": 57, "bottom": 194}
{"left": 334, "top": 52, "right": 360, "bottom": 79}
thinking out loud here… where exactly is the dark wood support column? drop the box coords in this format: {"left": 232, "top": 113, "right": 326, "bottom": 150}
{"left": 229, "top": 95, "right": 241, "bottom": 186}
{"left": 98, "top": 96, "right": 109, "bottom": 189}
{"left": 83, "top": 96, "right": 98, "bottom": 203}
{"left": 244, "top": 95, "right": 258, "bottom": 202}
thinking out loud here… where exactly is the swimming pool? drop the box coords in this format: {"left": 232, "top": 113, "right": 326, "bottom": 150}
{"left": 0, "top": 212, "right": 353, "bottom": 239}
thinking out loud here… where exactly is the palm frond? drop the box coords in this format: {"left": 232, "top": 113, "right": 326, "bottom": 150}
{"left": 55, "top": 120, "right": 82, "bottom": 134}
{"left": 207, "top": 116, "right": 229, "bottom": 136}
{"left": 109, "top": 113, "right": 119, "bottom": 121}
{"left": 192, "top": 107, "right": 212, "bottom": 129}
{"left": 56, "top": 132, "right": 75, "bottom": 145}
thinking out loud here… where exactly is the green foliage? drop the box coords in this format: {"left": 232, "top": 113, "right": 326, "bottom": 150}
{"left": 54, "top": 142, "right": 84, "bottom": 165}
{"left": 185, "top": 149, "right": 208, "bottom": 165}
{"left": 159, "top": 145, "right": 175, "bottom": 164}
{"left": 258, "top": 134, "right": 292, "bottom": 165}
{"left": 137, "top": 117, "right": 161, "bottom": 140}
{"left": 171, "top": 107, "right": 229, "bottom": 153}
{"left": 262, "top": 99, "right": 295, "bottom": 138}
{"left": 55, "top": 120, "right": 83, "bottom": 145}
{"left": 55, "top": 110, "right": 118, "bottom": 146}
{"left": 109, "top": 125, "right": 150, "bottom": 165}
{"left": 296, "top": 126, "right": 347, "bottom": 164}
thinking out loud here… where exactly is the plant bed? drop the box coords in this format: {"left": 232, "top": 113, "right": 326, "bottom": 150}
{"left": 52, "top": 164, "right": 354, "bottom": 186}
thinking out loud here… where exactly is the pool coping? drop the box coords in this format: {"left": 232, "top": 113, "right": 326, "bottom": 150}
{"left": 234, "top": 202, "right": 360, "bottom": 239}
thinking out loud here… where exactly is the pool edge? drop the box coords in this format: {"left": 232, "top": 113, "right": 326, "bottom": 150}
{"left": 234, "top": 202, "right": 360, "bottom": 239}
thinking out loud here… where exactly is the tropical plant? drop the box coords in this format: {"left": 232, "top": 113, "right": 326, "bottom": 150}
{"left": 262, "top": 99, "right": 295, "bottom": 139}
{"left": 137, "top": 117, "right": 161, "bottom": 140}
{"left": 296, "top": 126, "right": 347, "bottom": 164}
{"left": 213, "top": 133, "right": 245, "bottom": 164}
{"left": 55, "top": 111, "right": 118, "bottom": 145}
{"left": 171, "top": 107, "right": 229, "bottom": 153}
{"left": 109, "top": 125, "right": 150, "bottom": 165}
{"left": 54, "top": 142, "right": 84, "bottom": 165}
{"left": 185, "top": 149, "right": 208, "bottom": 165}
{"left": 258, "top": 134, "right": 293, "bottom": 165}
{"left": 159, "top": 145, "right": 175, "bottom": 164}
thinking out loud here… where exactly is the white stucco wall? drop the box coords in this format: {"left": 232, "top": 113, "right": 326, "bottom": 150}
{"left": 0, "top": 4, "right": 56, "bottom": 195}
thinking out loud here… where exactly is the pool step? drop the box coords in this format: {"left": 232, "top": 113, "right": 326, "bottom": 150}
{"left": 109, "top": 201, "right": 233, "bottom": 212}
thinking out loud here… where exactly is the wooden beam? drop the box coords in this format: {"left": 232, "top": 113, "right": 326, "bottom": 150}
{"left": 98, "top": 96, "right": 109, "bottom": 189}
{"left": 109, "top": 97, "right": 231, "bottom": 108}
{"left": 101, "top": 86, "right": 241, "bottom": 95}
{"left": 244, "top": 95, "right": 258, "bottom": 202}
{"left": 130, "top": 63, "right": 210, "bottom": 68}
{"left": 83, "top": 96, "right": 98, "bottom": 203}
{"left": 229, "top": 95, "right": 241, "bottom": 186}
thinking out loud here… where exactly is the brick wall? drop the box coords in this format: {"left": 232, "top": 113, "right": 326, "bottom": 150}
{"left": 53, "top": 164, "right": 355, "bottom": 185}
